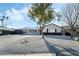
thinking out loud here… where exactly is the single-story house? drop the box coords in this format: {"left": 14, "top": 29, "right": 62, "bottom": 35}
{"left": 61, "top": 25, "right": 79, "bottom": 35}
{"left": 43, "top": 23, "right": 62, "bottom": 35}
{"left": 0, "top": 26, "right": 14, "bottom": 35}
{"left": 22, "top": 27, "right": 40, "bottom": 35}
{"left": 20, "top": 23, "right": 70, "bottom": 35}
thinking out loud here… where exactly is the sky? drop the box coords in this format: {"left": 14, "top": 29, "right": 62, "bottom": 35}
{"left": 0, "top": 3, "right": 65, "bottom": 29}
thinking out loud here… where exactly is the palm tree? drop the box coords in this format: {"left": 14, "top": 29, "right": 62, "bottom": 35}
{"left": 28, "top": 3, "right": 55, "bottom": 39}
{"left": 0, "top": 18, "right": 4, "bottom": 27}
{"left": 5, "top": 16, "right": 8, "bottom": 27}
{"left": 0, "top": 16, "right": 8, "bottom": 27}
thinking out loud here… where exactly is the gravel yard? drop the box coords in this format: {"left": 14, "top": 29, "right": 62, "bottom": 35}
{"left": 0, "top": 35, "right": 79, "bottom": 56}
{"left": 0, "top": 35, "right": 54, "bottom": 55}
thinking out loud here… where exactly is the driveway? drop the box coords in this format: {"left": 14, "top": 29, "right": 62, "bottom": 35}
{"left": 45, "top": 35, "right": 79, "bottom": 56}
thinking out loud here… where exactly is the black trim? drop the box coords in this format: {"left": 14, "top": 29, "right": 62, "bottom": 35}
{"left": 44, "top": 32, "right": 62, "bottom": 35}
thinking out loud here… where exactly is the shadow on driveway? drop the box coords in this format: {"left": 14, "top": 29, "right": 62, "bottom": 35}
{"left": 44, "top": 38, "right": 79, "bottom": 56}
{"left": 43, "top": 38, "right": 62, "bottom": 56}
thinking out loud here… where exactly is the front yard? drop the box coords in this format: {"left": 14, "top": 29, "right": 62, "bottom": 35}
{"left": 0, "top": 35, "right": 79, "bottom": 56}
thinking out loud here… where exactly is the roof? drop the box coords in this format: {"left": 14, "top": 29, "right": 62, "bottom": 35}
{"left": 61, "top": 26, "right": 70, "bottom": 29}
{"left": 22, "top": 23, "right": 62, "bottom": 30}
{"left": 0, "top": 26, "right": 14, "bottom": 31}
{"left": 61, "top": 26, "right": 79, "bottom": 32}
{"left": 44, "top": 23, "right": 62, "bottom": 28}
{"left": 22, "top": 27, "right": 39, "bottom": 30}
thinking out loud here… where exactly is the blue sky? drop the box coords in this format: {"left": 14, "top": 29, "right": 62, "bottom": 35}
{"left": 0, "top": 3, "right": 65, "bottom": 29}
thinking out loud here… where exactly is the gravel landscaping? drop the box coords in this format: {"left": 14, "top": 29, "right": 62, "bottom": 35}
{"left": 0, "top": 35, "right": 54, "bottom": 55}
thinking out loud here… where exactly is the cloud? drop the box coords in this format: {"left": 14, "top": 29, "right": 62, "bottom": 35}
{"left": 4, "top": 7, "right": 29, "bottom": 28}
{"left": 3, "top": 5, "right": 36, "bottom": 29}
{"left": 6, "top": 8, "right": 25, "bottom": 21}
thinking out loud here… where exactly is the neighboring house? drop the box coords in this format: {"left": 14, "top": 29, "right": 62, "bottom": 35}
{"left": 0, "top": 26, "right": 14, "bottom": 35}
{"left": 61, "top": 26, "right": 71, "bottom": 35}
{"left": 22, "top": 27, "right": 40, "bottom": 35}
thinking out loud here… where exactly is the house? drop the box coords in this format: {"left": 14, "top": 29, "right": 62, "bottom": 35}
{"left": 22, "top": 27, "right": 40, "bottom": 35}
{"left": 61, "top": 25, "right": 79, "bottom": 35}
{"left": 43, "top": 23, "right": 62, "bottom": 35}
{"left": 21, "top": 23, "right": 70, "bottom": 35}
{"left": 0, "top": 26, "right": 14, "bottom": 35}
{"left": 61, "top": 26, "right": 71, "bottom": 35}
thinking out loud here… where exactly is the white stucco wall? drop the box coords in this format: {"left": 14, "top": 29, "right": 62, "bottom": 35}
{"left": 22, "top": 24, "right": 62, "bottom": 35}
{"left": 23, "top": 29, "right": 40, "bottom": 35}
{"left": 27, "top": 30, "right": 40, "bottom": 35}
{"left": 43, "top": 24, "right": 62, "bottom": 33}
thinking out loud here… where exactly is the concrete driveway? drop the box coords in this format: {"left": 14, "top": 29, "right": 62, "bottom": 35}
{"left": 45, "top": 35, "right": 79, "bottom": 56}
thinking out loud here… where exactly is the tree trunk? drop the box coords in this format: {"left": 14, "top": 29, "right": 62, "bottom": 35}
{"left": 39, "top": 25, "right": 42, "bottom": 35}
{"left": 41, "top": 29, "right": 44, "bottom": 39}
{"left": 40, "top": 26, "right": 44, "bottom": 39}
{"left": 40, "top": 29, "right": 41, "bottom": 35}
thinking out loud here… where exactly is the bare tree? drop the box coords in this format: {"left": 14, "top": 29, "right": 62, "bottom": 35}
{"left": 62, "top": 3, "right": 79, "bottom": 38}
